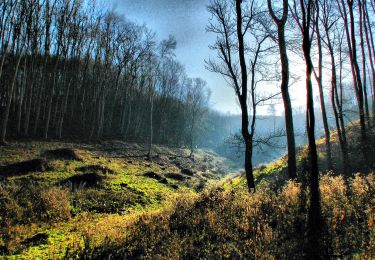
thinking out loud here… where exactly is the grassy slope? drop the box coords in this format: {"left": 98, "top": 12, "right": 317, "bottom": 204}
{"left": 1, "top": 121, "right": 374, "bottom": 258}
{"left": 0, "top": 141, "right": 231, "bottom": 258}
{"left": 72, "top": 122, "right": 373, "bottom": 259}
{"left": 249, "top": 120, "right": 375, "bottom": 186}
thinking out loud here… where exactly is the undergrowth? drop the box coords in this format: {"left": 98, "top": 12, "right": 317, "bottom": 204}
{"left": 1, "top": 125, "right": 374, "bottom": 258}
{"left": 65, "top": 174, "right": 374, "bottom": 259}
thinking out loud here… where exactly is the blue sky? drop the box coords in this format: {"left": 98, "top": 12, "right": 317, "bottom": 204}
{"left": 106, "top": 0, "right": 318, "bottom": 116}
{"left": 108, "top": 0, "right": 240, "bottom": 114}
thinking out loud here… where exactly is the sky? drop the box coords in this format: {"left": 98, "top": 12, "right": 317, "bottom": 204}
{"left": 107, "top": 0, "right": 244, "bottom": 114}
{"left": 108, "top": 0, "right": 309, "bottom": 115}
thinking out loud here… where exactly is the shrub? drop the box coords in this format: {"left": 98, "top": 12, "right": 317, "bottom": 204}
{"left": 0, "top": 186, "right": 22, "bottom": 228}
{"left": 39, "top": 187, "right": 71, "bottom": 221}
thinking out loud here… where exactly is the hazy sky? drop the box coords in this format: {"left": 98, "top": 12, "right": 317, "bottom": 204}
{"left": 108, "top": 0, "right": 310, "bottom": 115}
{"left": 108, "top": 0, "right": 242, "bottom": 113}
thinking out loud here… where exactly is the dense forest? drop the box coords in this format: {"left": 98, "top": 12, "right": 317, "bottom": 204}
{"left": 0, "top": 0, "right": 212, "bottom": 151}
{"left": 1, "top": 0, "right": 373, "bottom": 164}
{"left": 0, "top": 0, "right": 374, "bottom": 259}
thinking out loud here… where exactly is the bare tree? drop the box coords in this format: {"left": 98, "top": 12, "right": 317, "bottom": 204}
{"left": 320, "top": 0, "right": 350, "bottom": 172}
{"left": 336, "top": 0, "right": 367, "bottom": 146}
{"left": 268, "top": 0, "right": 297, "bottom": 179}
{"left": 147, "top": 61, "right": 155, "bottom": 160}
{"left": 185, "top": 78, "right": 210, "bottom": 157}
{"left": 290, "top": 0, "right": 323, "bottom": 257}
{"left": 358, "top": 0, "right": 370, "bottom": 124}
{"left": 312, "top": 2, "right": 333, "bottom": 170}
{"left": 207, "top": 0, "right": 272, "bottom": 191}
{"left": 0, "top": 0, "right": 211, "bottom": 149}
{"left": 362, "top": 0, "right": 375, "bottom": 120}
{"left": 0, "top": 0, "right": 25, "bottom": 144}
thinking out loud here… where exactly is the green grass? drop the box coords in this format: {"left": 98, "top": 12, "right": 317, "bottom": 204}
{"left": 2, "top": 121, "right": 374, "bottom": 258}
{"left": 0, "top": 141, "right": 207, "bottom": 258}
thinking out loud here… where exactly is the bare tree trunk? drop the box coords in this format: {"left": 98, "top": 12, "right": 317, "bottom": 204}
{"left": 44, "top": 75, "right": 55, "bottom": 139}
{"left": 1, "top": 53, "right": 23, "bottom": 144}
{"left": 324, "top": 21, "right": 350, "bottom": 172}
{"left": 365, "top": 59, "right": 375, "bottom": 124}
{"left": 23, "top": 60, "right": 35, "bottom": 136}
{"left": 314, "top": 4, "right": 332, "bottom": 170}
{"left": 88, "top": 97, "right": 98, "bottom": 141}
{"left": 0, "top": 0, "right": 18, "bottom": 83}
{"left": 147, "top": 92, "right": 154, "bottom": 160}
{"left": 338, "top": 42, "right": 350, "bottom": 170}
{"left": 98, "top": 95, "right": 106, "bottom": 138}
{"left": 305, "top": 47, "right": 322, "bottom": 260}
{"left": 108, "top": 67, "right": 122, "bottom": 130}
{"left": 124, "top": 97, "right": 133, "bottom": 139}
{"left": 362, "top": 0, "right": 375, "bottom": 121}
{"left": 236, "top": 0, "right": 255, "bottom": 191}
{"left": 57, "top": 79, "right": 71, "bottom": 139}
{"left": 32, "top": 79, "right": 43, "bottom": 136}
{"left": 291, "top": 0, "right": 323, "bottom": 257}
{"left": 339, "top": 0, "right": 367, "bottom": 142}
{"left": 16, "top": 57, "right": 27, "bottom": 134}
{"left": 268, "top": 0, "right": 297, "bottom": 178}
{"left": 358, "top": 0, "right": 370, "bottom": 125}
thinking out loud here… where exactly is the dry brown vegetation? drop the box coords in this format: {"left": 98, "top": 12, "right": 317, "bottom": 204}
{"left": 66, "top": 174, "right": 374, "bottom": 259}
{"left": 1, "top": 126, "right": 375, "bottom": 258}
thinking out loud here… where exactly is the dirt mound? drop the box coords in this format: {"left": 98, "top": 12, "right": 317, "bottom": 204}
{"left": 170, "top": 184, "right": 179, "bottom": 190}
{"left": 76, "top": 165, "right": 116, "bottom": 175}
{"left": 42, "top": 148, "right": 82, "bottom": 161}
{"left": 143, "top": 171, "right": 168, "bottom": 184}
{"left": 181, "top": 168, "right": 195, "bottom": 176}
{"left": 61, "top": 173, "right": 104, "bottom": 188}
{"left": 21, "top": 233, "right": 48, "bottom": 247}
{"left": 0, "top": 159, "right": 48, "bottom": 177}
{"left": 165, "top": 172, "right": 187, "bottom": 181}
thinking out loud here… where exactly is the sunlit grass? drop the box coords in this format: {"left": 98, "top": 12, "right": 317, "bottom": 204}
{"left": 1, "top": 124, "right": 375, "bottom": 259}
{"left": 65, "top": 174, "right": 373, "bottom": 259}
{"left": 0, "top": 141, "right": 210, "bottom": 258}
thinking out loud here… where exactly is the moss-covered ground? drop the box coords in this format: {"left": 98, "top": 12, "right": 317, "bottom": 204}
{"left": 0, "top": 141, "right": 228, "bottom": 258}
{"left": 1, "top": 121, "right": 375, "bottom": 258}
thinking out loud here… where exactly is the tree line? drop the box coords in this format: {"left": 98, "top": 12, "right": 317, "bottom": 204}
{"left": 207, "top": 0, "right": 374, "bottom": 258}
{"left": 0, "top": 0, "right": 210, "bottom": 151}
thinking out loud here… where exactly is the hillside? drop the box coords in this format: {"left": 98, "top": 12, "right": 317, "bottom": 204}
{"left": 0, "top": 141, "right": 232, "bottom": 258}
{"left": 1, "top": 0, "right": 374, "bottom": 258}
{"left": 251, "top": 120, "right": 375, "bottom": 187}
{"left": 1, "top": 122, "right": 374, "bottom": 258}
{"left": 70, "top": 122, "right": 373, "bottom": 259}
{"left": 0, "top": 123, "right": 375, "bottom": 259}
{"left": 77, "top": 122, "right": 375, "bottom": 258}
